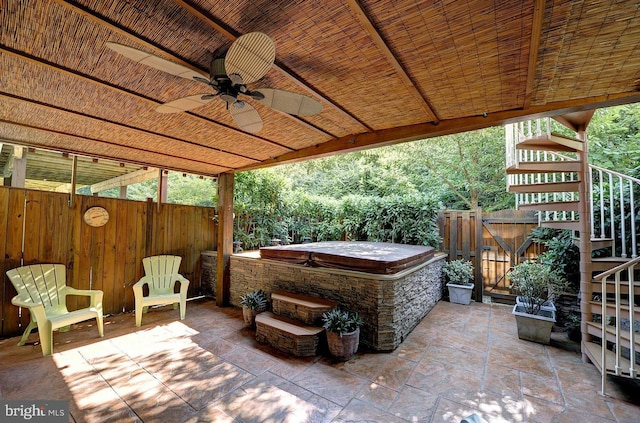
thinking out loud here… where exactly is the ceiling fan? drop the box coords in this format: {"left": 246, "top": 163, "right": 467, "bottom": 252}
{"left": 105, "top": 32, "right": 322, "bottom": 133}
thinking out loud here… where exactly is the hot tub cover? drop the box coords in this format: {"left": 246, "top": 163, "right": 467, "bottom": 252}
{"left": 260, "top": 241, "right": 435, "bottom": 274}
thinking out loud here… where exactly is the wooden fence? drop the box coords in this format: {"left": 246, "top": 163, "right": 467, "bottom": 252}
{"left": 438, "top": 208, "right": 543, "bottom": 302}
{"left": 0, "top": 186, "right": 217, "bottom": 338}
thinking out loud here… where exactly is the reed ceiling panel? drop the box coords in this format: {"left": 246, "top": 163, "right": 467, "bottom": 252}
{"left": 533, "top": 1, "right": 640, "bottom": 105}
{"left": 0, "top": 121, "right": 224, "bottom": 175}
{"left": 1, "top": 0, "right": 640, "bottom": 178}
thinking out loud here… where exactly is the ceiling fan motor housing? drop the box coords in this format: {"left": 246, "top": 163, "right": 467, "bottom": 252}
{"left": 211, "top": 57, "right": 227, "bottom": 80}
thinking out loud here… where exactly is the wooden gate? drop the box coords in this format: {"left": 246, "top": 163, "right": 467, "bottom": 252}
{"left": 438, "top": 208, "right": 543, "bottom": 302}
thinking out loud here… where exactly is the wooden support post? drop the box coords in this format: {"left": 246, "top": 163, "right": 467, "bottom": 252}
{"left": 119, "top": 186, "right": 127, "bottom": 199}
{"left": 69, "top": 155, "right": 78, "bottom": 207}
{"left": 216, "top": 172, "right": 234, "bottom": 306}
{"left": 158, "top": 169, "right": 168, "bottom": 203}
{"left": 10, "top": 146, "right": 26, "bottom": 188}
{"left": 578, "top": 129, "right": 593, "bottom": 364}
{"left": 474, "top": 207, "right": 484, "bottom": 302}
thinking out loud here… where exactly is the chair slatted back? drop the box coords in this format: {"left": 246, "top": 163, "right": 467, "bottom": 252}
{"left": 6, "top": 264, "right": 69, "bottom": 316}
{"left": 142, "top": 255, "right": 182, "bottom": 295}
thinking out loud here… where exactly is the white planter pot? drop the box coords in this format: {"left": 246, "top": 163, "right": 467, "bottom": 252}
{"left": 512, "top": 304, "right": 556, "bottom": 344}
{"left": 447, "top": 283, "right": 474, "bottom": 305}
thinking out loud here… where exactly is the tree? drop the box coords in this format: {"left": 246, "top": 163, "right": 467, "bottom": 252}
{"left": 588, "top": 104, "right": 640, "bottom": 176}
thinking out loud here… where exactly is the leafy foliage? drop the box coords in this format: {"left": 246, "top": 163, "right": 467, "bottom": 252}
{"left": 240, "top": 289, "right": 268, "bottom": 311}
{"left": 509, "top": 261, "right": 567, "bottom": 315}
{"left": 529, "top": 228, "right": 580, "bottom": 293}
{"left": 322, "top": 308, "right": 363, "bottom": 336}
{"left": 443, "top": 259, "right": 474, "bottom": 286}
{"left": 588, "top": 104, "right": 640, "bottom": 176}
{"left": 233, "top": 170, "right": 290, "bottom": 250}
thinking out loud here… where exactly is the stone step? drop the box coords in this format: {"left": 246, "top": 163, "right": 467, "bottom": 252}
{"left": 271, "top": 290, "right": 338, "bottom": 325}
{"left": 255, "top": 312, "right": 325, "bottom": 357}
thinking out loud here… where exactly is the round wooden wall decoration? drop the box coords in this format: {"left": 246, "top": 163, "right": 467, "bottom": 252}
{"left": 83, "top": 206, "right": 110, "bottom": 227}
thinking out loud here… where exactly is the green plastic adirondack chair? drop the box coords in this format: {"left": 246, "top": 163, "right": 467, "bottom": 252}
{"left": 133, "top": 255, "right": 190, "bottom": 327}
{"left": 6, "top": 264, "right": 104, "bottom": 356}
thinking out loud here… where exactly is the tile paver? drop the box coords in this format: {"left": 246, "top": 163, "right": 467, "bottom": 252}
{"left": 0, "top": 300, "right": 638, "bottom": 422}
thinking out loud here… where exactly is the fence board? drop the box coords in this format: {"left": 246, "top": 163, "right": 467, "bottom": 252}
{"left": 439, "top": 208, "right": 542, "bottom": 301}
{"left": 0, "top": 187, "right": 217, "bottom": 338}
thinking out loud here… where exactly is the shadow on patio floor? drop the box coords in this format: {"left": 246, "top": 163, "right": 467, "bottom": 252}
{"left": 0, "top": 300, "right": 638, "bottom": 422}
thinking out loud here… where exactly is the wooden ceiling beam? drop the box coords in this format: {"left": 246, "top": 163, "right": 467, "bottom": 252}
{"left": 238, "top": 91, "right": 640, "bottom": 171}
{"left": 172, "top": 0, "right": 372, "bottom": 132}
{"left": 0, "top": 91, "right": 261, "bottom": 164}
{"left": 0, "top": 46, "right": 293, "bottom": 155}
{"left": 0, "top": 119, "right": 231, "bottom": 176}
{"left": 345, "top": 0, "right": 439, "bottom": 123}
{"left": 90, "top": 167, "right": 160, "bottom": 193}
{"left": 22, "top": 0, "right": 304, "bottom": 149}
{"left": 523, "top": 0, "right": 546, "bottom": 109}
{"left": 55, "top": 0, "right": 336, "bottom": 139}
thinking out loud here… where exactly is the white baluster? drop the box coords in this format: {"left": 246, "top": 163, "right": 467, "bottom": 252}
{"left": 620, "top": 176, "right": 627, "bottom": 258}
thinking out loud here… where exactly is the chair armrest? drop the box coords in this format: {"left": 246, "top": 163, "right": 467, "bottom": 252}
{"left": 11, "top": 296, "right": 47, "bottom": 325}
{"left": 176, "top": 274, "right": 190, "bottom": 295}
{"left": 133, "top": 276, "right": 151, "bottom": 298}
{"left": 61, "top": 287, "right": 104, "bottom": 308}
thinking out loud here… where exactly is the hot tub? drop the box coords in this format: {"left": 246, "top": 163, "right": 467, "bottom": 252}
{"left": 230, "top": 241, "right": 446, "bottom": 351}
{"left": 260, "top": 241, "right": 435, "bottom": 274}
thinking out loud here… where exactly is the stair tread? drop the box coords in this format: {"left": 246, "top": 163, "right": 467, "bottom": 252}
{"left": 255, "top": 312, "right": 324, "bottom": 336}
{"left": 592, "top": 257, "right": 633, "bottom": 262}
{"left": 272, "top": 291, "right": 338, "bottom": 309}
{"left": 506, "top": 161, "right": 582, "bottom": 174}
{"left": 592, "top": 279, "right": 640, "bottom": 285}
{"left": 584, "top": 341, "right": 640, "bottom": 377}
{"left": 518, "top": 200, "right": 579, "bottom": 212}
{"left": 540, "top": 220, "right": 581, "bottom": 230}
{"left": 517, "top": 133, "right": 584, "bottom": 153}
{"left": 586, "top": 321, "right": 640, "bottom": 347}
{"left": 508, "top": 181, "right": 580, "bottom": 193}
{"left": 588, "top": 301, "right": 640, "bottom": 312}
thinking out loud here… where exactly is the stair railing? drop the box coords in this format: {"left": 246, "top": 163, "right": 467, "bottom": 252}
{"left": 590, "top": 163, "right": 640, "bottom": 259}
{"left": 592, "top": 256, "right": 640, "bottom": 394}
{"left": 506, "top": 119, "right": 640, "bottom": 260}
{"left": 506, "top": 117, "right": 640, "bottom": 393}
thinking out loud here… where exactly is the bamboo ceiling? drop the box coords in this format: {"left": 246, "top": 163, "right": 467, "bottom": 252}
{"left": 1, "top": 0, "right": 640, "bottom": 177}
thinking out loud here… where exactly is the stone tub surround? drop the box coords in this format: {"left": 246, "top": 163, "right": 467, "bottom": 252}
{"left": 230, "top": 251, "right": 447, "bottom": 351}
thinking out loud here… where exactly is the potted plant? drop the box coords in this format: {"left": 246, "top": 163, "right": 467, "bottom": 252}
{"left": 443, "top": 259, "right": 474, "bottom": 305}
{"left": 509, "top": 261, "right": 567, "bottom": 344}
{"left": 322, "top": 308, "right": 363, "bottom": 361}
{"left": 240, "top": 289, "right": 268, "bottom": 327}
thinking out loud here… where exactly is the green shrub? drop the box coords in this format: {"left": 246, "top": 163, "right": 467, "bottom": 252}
{"left": 322, "top": 308, "right": 363, "bottom": 336}
{"left": 443, "top": 259, "right": 474, "bottom": 285}
{"left": 509, "top": 261, "right": 567, "bottom": 315}
{"left": 240, "top": 289, "right": 268, "bottom": 311}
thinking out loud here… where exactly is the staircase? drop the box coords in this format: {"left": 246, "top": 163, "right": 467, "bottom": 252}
{"left": 255, "top": 291, "right": 337, "bottom": 357}
{"left": 505, "top": 115, "right": 640, "bottom": 395}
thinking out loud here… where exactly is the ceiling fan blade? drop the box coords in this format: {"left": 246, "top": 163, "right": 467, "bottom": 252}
{"left": 105, "top": 42, "right": 207, "bottom": 81}
{"left": 156, "top": 94, "right": 213, "bottom": 113}
{"left": 193, "top": 75, "right": 214, "bottom": 85}
{"left": 224, "top": 32, "right": 275, "bottom": 84}
{"left": 229, "top": 102, "right": 263, "bottom": 133}
{"left": 253, "top": 88, "right": 322, "bottom": 116}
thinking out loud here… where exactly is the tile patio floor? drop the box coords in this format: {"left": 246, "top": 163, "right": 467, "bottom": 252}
{"left": 0, "top": 299, "right": 638, "bottom": 422}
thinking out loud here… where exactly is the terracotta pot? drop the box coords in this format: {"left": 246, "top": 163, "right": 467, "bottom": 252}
{"left": 326, "top": 327, "right": 359, "bottom": 360}
{"left": 242, "top": 306, "right": 259, "bottom": 327}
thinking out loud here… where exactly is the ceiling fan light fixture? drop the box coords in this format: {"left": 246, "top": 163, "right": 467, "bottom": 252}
{"left": 220, "top": 93, "right": 237, "bottom": 104}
